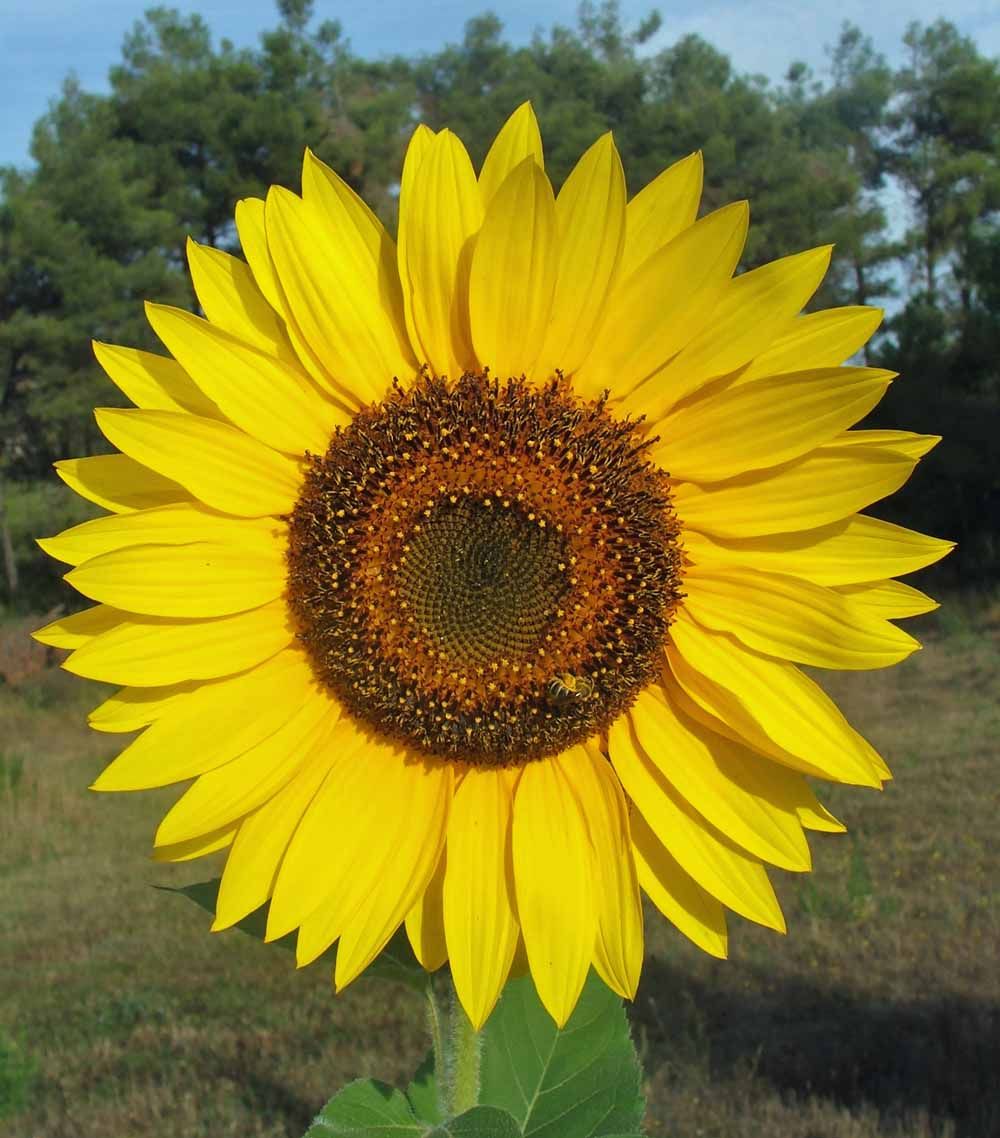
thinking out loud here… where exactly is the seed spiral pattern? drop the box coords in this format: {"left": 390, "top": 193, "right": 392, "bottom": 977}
{"left": 287, "top": 373, "right": 683, "bottom": 765}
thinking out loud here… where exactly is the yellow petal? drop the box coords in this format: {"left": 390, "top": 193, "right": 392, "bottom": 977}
{"left": 39, "top": 504, "right": 284, "bottom": 567}
{"left": 469, "top": 157, "right": 557, "bottom": 378}
{"left": 533, "top": 133, "right": 626, "bottom": 378}
{"left": 401, "top": 124, "right": 435, "bottom": 205}
{"left": 55, "top": 455, "right": 188, "bottom": 514}
{"left": 478, "top": 102, "right": 544, "bottom": 207}
{"left": 652, "top": 367, "right": 893, "bottom": 481}
{"left": 833, "top": 429, "right": 940, "bottom": 459}
{"left": 608, "top": 714, "right": 784, "bottom": 931}
{"left": 153, "top": 824, "right": 237, "bottom": 863}
{"left": 406, "top": 848, "right": 449, "bottom": 973}
{"left": 837, "top": 579, "right": 938, "bottom": 619}
{"left": 33, "top": 604, "right": 124, "bottom": 649}
{"left": 95, "top": 409, "right": 303, "bottom": 518}
{"left": 92, "top": 649, "right": 318, "bottom": 791}
{"left": 576, "top": 202, "right": 748, "bottom": 401}
{"left": 629, "top": 687, "right": 810, "bottom": 871}
{"left": 630, "top": 807, "right": 728, "bottom": 958}
{"left": 88, "top": 681, "right": 202, "bottom": 733}
{"left": 666, "top": 612, "right": 885, "bottom": 787}
{"left": 575, "top": 744, "right": 644, "bottom": 1001}
{"left": 736, "top": 306, "right": 883, "bottom": 384}
{"left": 335, "top": 759, "right": 452, "bottom": 990}
{"left": 673, "top": 443, "right": 919, "bottom": 538}
{"left": 797, "top": 796, "right": 846, "bottom": 834}
{"left": 213, "top": 743, "right": 335, "bottom": 930}
{"left": 512, "top": 751, "right": 597, "bottom": 1026}
{"left": 64, "top": 599, "right": 295, "bottom": 686}
{"left": 443, "top": 766, "right": 521, "bottom": 1030}
{"left": 235, "top": 197, "right": 284, "bottom": 314}
{"left": 185, "top": 237, "right": 298, "bottom": 364}
{"left": 681, "top": 567, "right": 919, "bottom": 669}
{"left": 92, "top": 341, "right": 222, "bottom": 419}
{"left": 154, "top": 681, "right": 336, "bottom": 846}
{"left": 67, "top": 541, "right": 285, "bottom": 619}
{"left": 681, "top": 514, "right": 955, "bottom": 586}
{"left": 619, "top": 151, "right": 703, "bottom": 282}
{"left": 145, "top": 303, "right": 348, "bottom": 456}
{"left": 633, "top": 245, "right": 833, "bottom": 417}
{"left": 265, "top": 185, "right": 416, "bottom": 406}
{"left": 398, "top": 130, "right": 483, "bottom": 377}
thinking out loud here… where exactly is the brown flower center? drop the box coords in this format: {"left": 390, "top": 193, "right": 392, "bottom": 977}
{"left": 286, "top": 373, "right": 682, "bottom": 766}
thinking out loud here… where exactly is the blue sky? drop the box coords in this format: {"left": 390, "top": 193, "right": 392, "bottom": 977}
{"left": 1, "top": 0, "right": 999, "bottom": 170}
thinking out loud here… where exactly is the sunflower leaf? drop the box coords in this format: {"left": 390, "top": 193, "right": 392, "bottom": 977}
{"left": 303, "top": 1078, "right": 423, "bottom": 1136}
{"left": 479, "top": 971, "right": 643, "bottom": 1137}
{"left": 406, "top": 1051, "right": 444, "bottom": 1125}
{"left": 167, "top": 879, "right": 428, "bottom": 989}
{"left": 426, "top": 1105, "right": 523, "bottom": 1137}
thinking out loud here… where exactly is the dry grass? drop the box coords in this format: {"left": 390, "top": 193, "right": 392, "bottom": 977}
{"left": 1, "top": 598, "right": 997, "bottom": 1138}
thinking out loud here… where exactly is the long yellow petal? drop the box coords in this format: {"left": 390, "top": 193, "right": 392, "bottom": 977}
{"left": 681, "top": 514, "right": 955, "bottom": 586}
{"left": 629, "top": 687, "right": 810, "bottom": 871}
{"left": 512, "top": 751, "right": 597, "bottom": 1026}
{"left": 235, "top": 197, "right": 283, "bottom": 314}
{"left": 265, "top": 186, "right": 416, "bottom": 406}
{"left": 95, "top": 409, "right": 303, "bottom": 518}
{"left": 575, "top": 744, "right": 644, "bottom": 1001}
{"left": 93, "top": 341, "right": 222, "bottom": 419}
{"left": 673, "top": 443, "right": 919, "bottom": 538}
{"left": 64, "top": 599, "right": 295, "bottom": 686}
{"left": 666, "top": 612, "right": 885, "bottom": 786}
{"left": 619, "top": 151, "right": 703, "bottom": 282}
{"left": 833, "top": 429, "right": 940, "bottom": 459}
{"left": 608, "top": 714, "right": 785, "bottom": 931}
{"left": 88, "top": 681, "right": 203, "bottom": 733}
{"left": 736, "top": 306, "right": 883, "bottom": 384}
{"left": 66, "top": 541, "right": 285, "bottom": 619}
{"left": 33, "top": 604, "right": 124, "bottom": 649}
{"left": 92, "top": 649, "right": 318, "bottom": 791}
{"left": 406, "top": 848, "right": 449, "bottom": 973}
{"left": 38, "top": 505, "right": 284, "bottom": 567}
{"left": 145, "top": 303, "right": 348, "bottom": 456}
{"left": 335, "top": 759, "right": 452, "bottom": 990}
{"left": 681, "top": 567, "right": 919, "bottom": 669}
{"left": 837, "top": 579, "right": 938, "bottom": 619}
{"left": 153, "top": 824, "right": 237, "bottom": 863}
{"left": 533, "top": 133, "right": 626, "bottom": 378}
{"left": 478, "top": 102, "right": 544, "bottom": 207}
{"left": 398, "top": 130, "right": 483, "bottom": 378}
{"left": 630, "top": 807, "right": 728, "bottom": 958}
{"left": 154, "top": 682, "right": 336, "bottom": 846}
{"left": 443, "top": 766, "right": 521, "bottom": 1030}
{"left": 213, "top": 743, "right": 335, "bottom": 930}
{"left": 632, "top": 246, "right": 833, "bottom": 417}
{"left": 185, "top": 238, "right": 298, "bottom": 364}
{"left": 55, "top": 455, "right": 187, "bottom": 514}
{"left": 469, "top": 157, "right": 557, "bottom": 379}
{"left": 652, "top": 367, "right": 893, "bottom": 481}
{"left": 576, "top": 202, "right": 748, "bottom": 401}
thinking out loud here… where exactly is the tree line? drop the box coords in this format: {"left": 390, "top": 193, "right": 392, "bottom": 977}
{"left": 1, "top": 0, "right": 998, "bottom": 608}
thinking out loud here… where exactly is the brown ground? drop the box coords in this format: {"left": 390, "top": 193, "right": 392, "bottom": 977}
{"left": 1, "top": 595, "right": 997, "bottom": 1138}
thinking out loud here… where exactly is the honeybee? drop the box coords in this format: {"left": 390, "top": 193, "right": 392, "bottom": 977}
{"left": 547, "top": 672, "right": 596, "bottom": 704}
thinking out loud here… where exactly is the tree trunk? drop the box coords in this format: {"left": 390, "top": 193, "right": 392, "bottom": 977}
{"left": 0, "top": 478, "right": 19, "bottom": 601}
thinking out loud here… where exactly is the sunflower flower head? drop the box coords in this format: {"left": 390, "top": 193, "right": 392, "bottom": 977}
{"left": 36, "top": 103, "right": 953, "bottom": 1029}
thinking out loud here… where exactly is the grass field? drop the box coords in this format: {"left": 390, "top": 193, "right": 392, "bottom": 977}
{"left": 1, "top": 597, "right": 997, "bottom": 1138}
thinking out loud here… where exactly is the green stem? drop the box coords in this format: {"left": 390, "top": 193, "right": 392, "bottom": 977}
{"left": 448, "top": 990, "right": 482, "bottom": 1116}
{"left": 425, "top": 981, "right": 447, "bottom": 1116}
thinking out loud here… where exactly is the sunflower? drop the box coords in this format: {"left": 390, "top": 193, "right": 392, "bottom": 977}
{"left": 36, "top": 104, "right": 952, "bottom": 1029}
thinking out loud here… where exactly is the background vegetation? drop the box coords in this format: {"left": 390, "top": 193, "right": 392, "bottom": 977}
{"left": 1, "top": 0, "right": 999, "bottom": 612}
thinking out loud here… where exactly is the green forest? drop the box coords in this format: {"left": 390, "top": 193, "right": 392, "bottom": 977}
{"left": 2, "top": 0, "right": 998, "bottom": 610}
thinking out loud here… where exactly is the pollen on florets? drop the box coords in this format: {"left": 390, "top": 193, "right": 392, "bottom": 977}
{"left": 286, "top": 371, "right": 683, "bottom": 766}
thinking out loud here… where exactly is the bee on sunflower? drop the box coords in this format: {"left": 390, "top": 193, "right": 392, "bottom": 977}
{"left": 36, "top": 103, "right": 951, "bottom": 1029}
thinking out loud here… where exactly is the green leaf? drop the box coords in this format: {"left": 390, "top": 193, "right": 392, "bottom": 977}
{"left": 166, "top": 879, "right": 428, "bottom": 989}
{"left": 406, "top": 1051, "right": 443, "bottom": 1125}
{"left": 426, "top": 1106, "right": 523, "bottom": 1137}
{"left": 304, "top": 1079, "right": 423, "bottom": 1136}
{"left": 479, "top": 972, "right": 643, "bottom": 1137}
